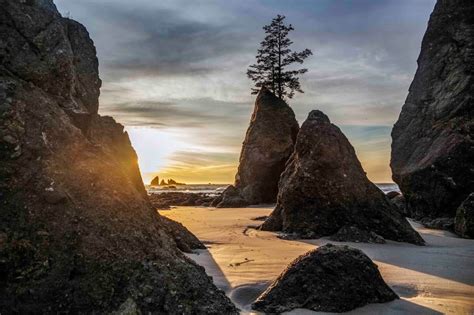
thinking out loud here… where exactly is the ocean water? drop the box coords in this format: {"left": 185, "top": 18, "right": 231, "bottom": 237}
{"left": 147, "top": 183, "right": 400, "bottom": 195}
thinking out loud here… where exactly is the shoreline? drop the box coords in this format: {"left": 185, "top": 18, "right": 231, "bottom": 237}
{"left": 162, "top": 206, "right": 474, "bottom": 314}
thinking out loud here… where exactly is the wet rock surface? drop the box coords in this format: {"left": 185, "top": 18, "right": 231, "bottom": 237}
{"left": 455, "top": 193, "right": 474, "bottom": 238}
{"left": 252, "top": 244, "right": 398, "bottom": 313}
{"left": 390, "top": 0, "right": 474, "bottom": 219}
{"left": 260, "top": 110, "right": 424, "bottom": 245}
{"left": 217, "top": 87, "right": 299, "bottom": 207}
{"left": 0, "top": 1, "right": 237, "bottom": 313}
{"left": 149, "top": 192, "right": 216, "bottom": 209}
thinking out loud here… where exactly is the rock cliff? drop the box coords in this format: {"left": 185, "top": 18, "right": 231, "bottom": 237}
{"left": 260, "top": 110, "right": 424, "bottom": 245}
{"left": 0, "top": 1, "right": 237, "bottom": 313}
{"left": 217, "top": 87, "right": 299, "bottom": 207}
{"left": 390, "top": 0, "right": 474, "bottom": 219}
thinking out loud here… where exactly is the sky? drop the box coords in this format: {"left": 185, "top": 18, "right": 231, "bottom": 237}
{"left": 56, "top": 0, "right": 436, "bottom": 184}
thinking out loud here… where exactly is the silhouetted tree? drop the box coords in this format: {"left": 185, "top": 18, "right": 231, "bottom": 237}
{"left": 247, "top": 15, "right": 312, "bottom": 99}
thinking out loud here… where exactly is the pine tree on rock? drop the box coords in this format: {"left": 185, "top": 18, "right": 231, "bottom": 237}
{"left": 247, "top": 15, "right": 312, "bottom": 99}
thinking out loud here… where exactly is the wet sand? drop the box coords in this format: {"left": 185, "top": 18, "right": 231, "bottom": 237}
{"left": 161, "top": 206, "right": 474, "bottom": 314}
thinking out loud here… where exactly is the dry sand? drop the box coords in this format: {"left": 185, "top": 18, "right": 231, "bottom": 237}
{"left": 161, "top": 206, "right": 474, "bottom": 314}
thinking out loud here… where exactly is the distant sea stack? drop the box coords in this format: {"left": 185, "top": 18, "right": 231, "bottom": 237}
{"left": 150, "top": 175, "right": 160, "bottom": 186}
{"left": 261, "top": 110, "right": 424, "bottom": 245}
{"left": 216, "top": 87, "right": 299, "bottom": 207}
{"left": 390, "top": 0, "right": 474, "bottom": 219}
{"left": 0, "top": 1, "right": 237, "bottom": 313}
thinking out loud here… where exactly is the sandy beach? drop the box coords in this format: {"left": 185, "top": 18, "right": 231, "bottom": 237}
{"left": 161, "top": 206, "right": 474, "bottom": 315}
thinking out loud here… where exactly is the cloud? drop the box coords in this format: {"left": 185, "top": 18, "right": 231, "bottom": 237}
{"left": 55, "top": 0, "right": 436, "bottom": 182}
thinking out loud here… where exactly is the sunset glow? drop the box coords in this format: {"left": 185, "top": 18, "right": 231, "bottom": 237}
{"left": 56, "top": 0, "right": 436, "bottom": 184}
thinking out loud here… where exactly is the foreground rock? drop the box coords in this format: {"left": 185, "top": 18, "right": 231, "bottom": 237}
{"left": 390, "top": 0, "right": 474, "bottom": 219}
{"left": 149, "top": 192, "right": 216, "bottom": 209}
{"left": 0, "top": 1, "right": 237, "bottom": 313}
{"left": 216, "top": 87, "right": 299, "bottom": 207}
{"left": 455, "top": 193, "right": 474, "bottom": 238}
{"left": 252, "top": 244, "right": 398, "bottom": 313}
{"left": 260, "top": 110, "right": 424, "bottom": 245}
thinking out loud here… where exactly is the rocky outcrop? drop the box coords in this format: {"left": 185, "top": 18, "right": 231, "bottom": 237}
{"left": 149, "top": 192, "right": 216, "bottom": 209}
{"left": 391, "top": 0, "right": 474, "bottom": 219}
{"left": 252, "top": 244, "right": 398, "bottom": 313}
{"left": 0, "top": 1, "right": 237, "bottom": 313}
{"left": 260, "top": 110, "right": 424, "bottom": 245}
{"left": 330, "top": 226, "right": 386, "bottom": 244}
{"left": 150, "top": 176, "right": 160, "bottom": 186}
{"left": 213, "top": 185, "right": 248, "bottom": 208}
{"left": 455, "top": 193, "right": 474, "bottom": 238}
{"left": 216, "top": 87, "right": 299, "bottom": 207}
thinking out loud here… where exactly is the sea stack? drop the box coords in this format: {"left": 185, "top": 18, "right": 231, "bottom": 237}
{"left": 390, "top": 0, "right": 474, "bottom": 219}
{"left": 260, "top": 110, "right": 424, "bottom": 245}
{"left": 0, "top": 1, "right": 237, "bottom": 313}
{"left": 150, "top": 175, "right": 160, "bottom": 186}
{"left": 216, "top": 87, "right": 299, "bottom": 207}
{"left": 252, "top": 244, "right": 398, "bottom": 313}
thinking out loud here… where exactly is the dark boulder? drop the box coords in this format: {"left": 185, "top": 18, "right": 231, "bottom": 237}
{"left": 0, "top": 1, "right": 237, "bottom": 313}
{"left": 455, "top": 193, "right": 474, "bottom": 238}
{"left": 216, "top": 185, "right": 248, "bottom": 208}
{"left": 252, "top": 244, "right": 398, "bottom": 313}
{"left": 260, "top": 110, "right": 424, "bottom": 245}
{"left": 391, "top": 0, "right": 474, "bottom": 219}
{"left": 217, "top": 87, "right": 299, "bottom": 207}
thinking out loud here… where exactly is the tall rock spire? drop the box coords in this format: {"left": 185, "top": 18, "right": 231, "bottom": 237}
{"left": 215, "top": 87, "right": 299, "bottom": 207}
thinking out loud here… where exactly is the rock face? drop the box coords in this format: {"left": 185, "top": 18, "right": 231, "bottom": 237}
{"left": 217, "top": 87, "right": 299, "bottom": 207}
{"left": 260, "top": 110, "right": 424, "bottom": 245}
{"left": 390, "top": 0, "right": 474, "bottom": 219}
{"left": 455, "top": 193, "right": 474, "bottom": 238}
{"left": 150, "top": 175, "right": 160, "bottom": 186}
{"left": 252, "top": 244, "right": 398, "bottom": 313}
{"left": 0, "top": 1, "right": 237, "bottom": 313}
